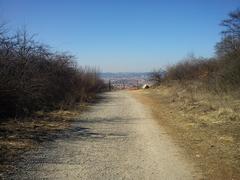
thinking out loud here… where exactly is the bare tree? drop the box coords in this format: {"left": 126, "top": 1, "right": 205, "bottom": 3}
{"left": 216, "top": 9, "right": 240, "bottom": 56}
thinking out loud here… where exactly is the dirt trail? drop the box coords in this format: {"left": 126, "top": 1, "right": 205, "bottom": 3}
{"left": 8, "top": 91, "right": 201, "bottom": 179}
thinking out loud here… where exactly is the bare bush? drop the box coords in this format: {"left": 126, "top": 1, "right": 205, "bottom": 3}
{"left": 149, "top": 69, "right": 164, "bottom": 85}
{"left": 0, "top": 26, "right": 105, "bottom": 118}
{"left": 158, "top": 9, "right": 240, "bottom": 93}
{"left": 161, "top": 54, "right": 240, "bottom": 92}
{"left": 164, "top": 55, "right": 216, "bottom": 81}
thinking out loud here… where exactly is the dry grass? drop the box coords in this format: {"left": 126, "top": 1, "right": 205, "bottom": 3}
{"left": 0, "top": 104, "right": 86, "bottom": 175}
{"left": 132, "top": 83, "right": 240, "bottom": 179}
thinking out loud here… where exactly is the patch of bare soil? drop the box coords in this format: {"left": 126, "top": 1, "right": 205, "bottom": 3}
{"left": 131, "top": 85, "right": 240, "bottom": 180}
{"left": 0, "top": 105, "right": 86, "bottom": 176}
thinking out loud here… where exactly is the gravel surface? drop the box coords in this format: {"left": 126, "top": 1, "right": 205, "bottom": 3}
{"left": 8, "top": 91, "right": 200, "bottom": 179}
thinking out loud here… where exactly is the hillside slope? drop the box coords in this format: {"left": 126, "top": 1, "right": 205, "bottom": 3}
{"left": 132, "top": 84, "right": 240, "bottom": 179}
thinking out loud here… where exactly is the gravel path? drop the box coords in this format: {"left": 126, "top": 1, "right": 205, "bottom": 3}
{"left": 9, "top": 91, "right": 200, "bottom": 179}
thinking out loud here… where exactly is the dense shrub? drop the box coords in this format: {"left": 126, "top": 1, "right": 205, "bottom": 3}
{"left": 0, "top": 26, "right": 105, "bottom": 118}
{"left": 164, "top": 56, "right": 217, "bottom": 82}
{"left": 158, "top": 54, "right": 240, "bottom": 92}
{"left": 213, "top": 54, "right": 240, "bottom": 91}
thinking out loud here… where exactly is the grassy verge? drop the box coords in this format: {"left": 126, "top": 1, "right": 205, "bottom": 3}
{"left": 131, "top": 84, "right": 240, "bottom": 179}
{"left": 0, "top": 104, "right": 87, "bottom": 176}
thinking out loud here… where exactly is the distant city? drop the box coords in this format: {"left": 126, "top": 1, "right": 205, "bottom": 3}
{"left": 101, "top": 72, "right": 151, "bottom": 89}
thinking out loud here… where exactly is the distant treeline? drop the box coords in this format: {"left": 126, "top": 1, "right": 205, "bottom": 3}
{"left": 150, "top": 9, "right": 240, "bottom": 93}
{"left": 0, "top": 25, "right": 106, "bottom": 118}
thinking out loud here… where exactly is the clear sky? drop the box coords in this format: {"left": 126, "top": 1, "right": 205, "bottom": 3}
{"left": 0, "top": 0, "right": 239, "bottom": 72}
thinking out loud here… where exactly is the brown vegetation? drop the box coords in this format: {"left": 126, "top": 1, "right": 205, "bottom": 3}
{"left": 133, "top": 86, "right": 240, "bottom": 179}
{"left": 162, "top": 54, "right": 240, "bottom": 93}
{"left": 151, "top": 9, "right": 240, "bottom": 94}
{"left": 0, "top": 24, "right": 106, "bottom": 175}
{"left": 0, "top": 25, "right": 106, "bottom": 118}
{"left": 145, "top": 8, "right": 240, "bottom": 179}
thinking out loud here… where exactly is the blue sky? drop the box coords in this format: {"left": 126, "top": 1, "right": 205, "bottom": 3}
{"left": 0, "top": 0, "right": 239, "bottom": 72}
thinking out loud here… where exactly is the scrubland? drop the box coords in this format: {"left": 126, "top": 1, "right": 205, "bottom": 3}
{"left": 133, "top": 82, "right": 240, "bottom": 179}
{"left": 0, "top": 24, "right": 105, "bottom": 174}
{"left": 143, "top": 9, "right": 240, "bottom": 179}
